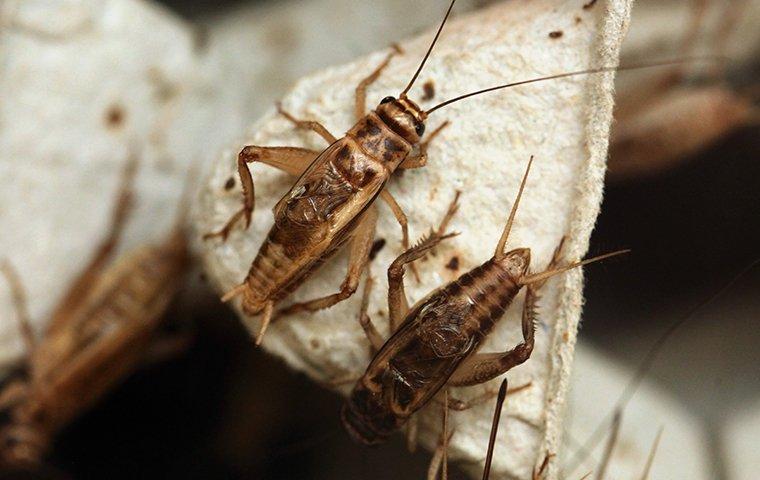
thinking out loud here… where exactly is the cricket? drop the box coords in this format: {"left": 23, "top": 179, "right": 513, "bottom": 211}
{"left": 0, "top": 156, "right": 189, "bottom": 468}
{"left": 203, "top": 0, "right": 670, "bottom": 345}
{"left": 340, "top": 157, "right": 627, "bottom": 478}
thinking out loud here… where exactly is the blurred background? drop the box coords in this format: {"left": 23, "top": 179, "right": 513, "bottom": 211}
{"left": 0, "top": 0, "right": 758, "bottom": 479}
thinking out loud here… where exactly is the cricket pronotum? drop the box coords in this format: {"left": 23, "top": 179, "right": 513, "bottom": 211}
{"left": 204, "top": 0, "right": 688, "bottom": 346}
{"left": 0, "top": 156, "right": 189, "bottom": 468}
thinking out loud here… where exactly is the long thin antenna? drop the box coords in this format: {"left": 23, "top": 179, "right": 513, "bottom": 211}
{"left": 594, "top": 409, "right": 622, "bottom": 480}
{"left": 482, "top": 379, "right": 508, "bottom": 480}
{"left": 426, "top": 57, "right": 722, "bottom": 114}
{"left": 494, "top": 156, "right": 533, "bottom": 259}
{"left": 401, "top": 0, "right": 457, "bottom": 96}
{"left": 520, "top": 249, "right": 630, "bottom": 286}
{"left": 566, "top": 258, "right": 760, "bottom": 472}
{"left": 638, "top": 427, "right": 664, "bottom": 480}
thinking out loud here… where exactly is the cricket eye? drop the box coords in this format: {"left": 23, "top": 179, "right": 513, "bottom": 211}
{"left": 381, "top": 96, "right": 395, "bottom": 104}
{"left": 415, "top": 122, "right": 425, "bottom": 137}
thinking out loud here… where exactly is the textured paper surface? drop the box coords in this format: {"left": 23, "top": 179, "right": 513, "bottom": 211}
{"left": 196, "top": 1, "right": 632, "bottom": 477}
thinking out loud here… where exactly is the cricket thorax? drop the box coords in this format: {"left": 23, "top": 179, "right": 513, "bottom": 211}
{"left": 347, "top": 112, "right": 412, "bottom": 167}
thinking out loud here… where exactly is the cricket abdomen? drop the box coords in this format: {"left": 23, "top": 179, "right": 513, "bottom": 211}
{"left": 343, "top": 258, "right": 524, "bottom": 444}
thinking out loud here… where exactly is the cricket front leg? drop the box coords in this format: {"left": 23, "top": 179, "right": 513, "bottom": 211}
{"left": 355, "top": 44, "right": 403, "bottom": 120}
{"left": 277, "top": 207, "right": 378, "bottom": 316}
{"left": 387, "top": 192, "right": 459, "bottom": 331}
{"left": 398, "top": 120, "right": 450, "bottom": 169}
{"left": 204, "top": 146, "right": 319, "bottom": 241}
{"left": 446, "top": 286, "right": 539, "bottom": 387}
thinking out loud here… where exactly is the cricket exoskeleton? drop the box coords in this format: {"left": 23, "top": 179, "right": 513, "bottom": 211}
{"left": 340, "top": 157, "right": 627, "bottom": 474}
{"left": 204, "top": 0, "right": 666, "bottom": 345}
{"left": 0, "top": 155, "right": 189, "bottom": 468}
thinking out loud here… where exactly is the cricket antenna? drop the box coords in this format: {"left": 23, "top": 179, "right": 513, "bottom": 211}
{"left": 401, "top": 0, "right": 457, "bottom": 97}
{"left": 520, "top": 249, "right": 631, "bottom": 286}
{"left": 482, "top": 379, "right": 508, "bottom": 480}
{"left": 495, "top": 155, "right": 533, "bottom": 259}
{"left": 425, "top": 57, "right": 724, "bottom": 114}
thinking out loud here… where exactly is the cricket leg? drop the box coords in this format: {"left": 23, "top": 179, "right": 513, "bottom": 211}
{"left": 0, "top": 261, "right": 35, "bottom": 354}
{"left": 277, "top": 103, "right": 337, "bottom": 144}
{"left": 387, "top": 192, "right": 459, "bottom": 331}
{"left": 277, "top": 207, "right": 378, "bottom": 316}
{"left": 427, "top": 389, "right": 451, "bottom": 480}
{"left": 437, "top": 381, "right": 532, "bottom": 411}
{"left": 204, "top": 146, "right": 319, "bottom": 241}
{"left": 399, "top": 120, "right": 450, "bottom": 169}
{"left": 47, "top": 154, "right": 137, "bottom": 332}
{"left": 380, "top": 189, "right": 411, "bottom": 252}
{"left": 406, "top": 415, "right": 419, "bottom": 453}
{"left": 357, "top": 275, "right": 384, "bottom": 353}
{"left": 0, "top": 381, "right": 27, "bottom": 411}
{"left": 355, "top": 44, "right": 403, "bottom": 119}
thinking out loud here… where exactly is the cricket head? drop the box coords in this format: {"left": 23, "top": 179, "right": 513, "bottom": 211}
{"left": 498, "top": 247, "right": 531, "bottom": 280}
{"left": 375, "top": 95, "right": 427, "bottom": 144}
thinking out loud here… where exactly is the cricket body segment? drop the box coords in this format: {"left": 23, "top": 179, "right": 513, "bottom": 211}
{"left": 236, "top": 99, "right": 421, "bottom": 317}
{"left": 0, "top": 158, "right": 189, "bottom": 468}
{"left": 342, "top": 250, "right": 530, "bottom": 444}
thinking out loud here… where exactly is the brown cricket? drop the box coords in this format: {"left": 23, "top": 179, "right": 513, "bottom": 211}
{"left": 340, "top": 157, "right": 627, "bottom": 453}
{"left": 204, "top": 0, "right": 657, "bottom": 345}
{"left": 0, "top": 157, "right": 189, "bottom": 468}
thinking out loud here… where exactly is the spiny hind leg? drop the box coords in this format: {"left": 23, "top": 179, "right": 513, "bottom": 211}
{"left": 277, "top": 103, "right": 337, "bottom": 144}
{"left": 446, "top": 286, "right": 539, "bottom": 387}
{"left": 355, "top": 44, "right": 403, "bottom": 120}
{"left": 399, "top": 120, "right": 450, "bottom": 169}
{"left": 277, "top": 206, "right": 378, "bottom": 316}
{"left": 204, "top": 146, "right": 319, "bottom": 241}
{"left": 387, "top": 191, "right": 459, "bottom": 331}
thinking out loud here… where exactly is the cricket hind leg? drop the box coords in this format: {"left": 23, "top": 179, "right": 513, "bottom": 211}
{"left": 387, "top": 191, "right": 459, "bottom": 331}
{"left": 276, "top": 206, "right": 378, "bottom": 316}
{"left": 354, "top": 44, "right": 403, "bottom": 120}
{"left": 277, "top": 103, "right": 337, "bottom": 144}
{"left": 204, "top": 146, "right": 319, "bottom": 241}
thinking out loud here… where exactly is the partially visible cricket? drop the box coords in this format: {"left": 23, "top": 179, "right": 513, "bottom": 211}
{"left": 0, "top": 156, "right": 189, "bottom": 468}
{"left": 205, "top": 0, "right": 670, "bottom": 345}
{"left": 608, "top": 0, "right": 758, "bottom": 181}
{"left": 340, "top": 157, "right": 627, "bottom": 479}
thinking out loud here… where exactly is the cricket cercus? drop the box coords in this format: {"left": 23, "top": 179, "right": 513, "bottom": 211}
{"left": 204, "top": 0, "right": 643, "bottom": 345}
{"left": 340, "top": 157, "right": 627, "bottom": 474}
